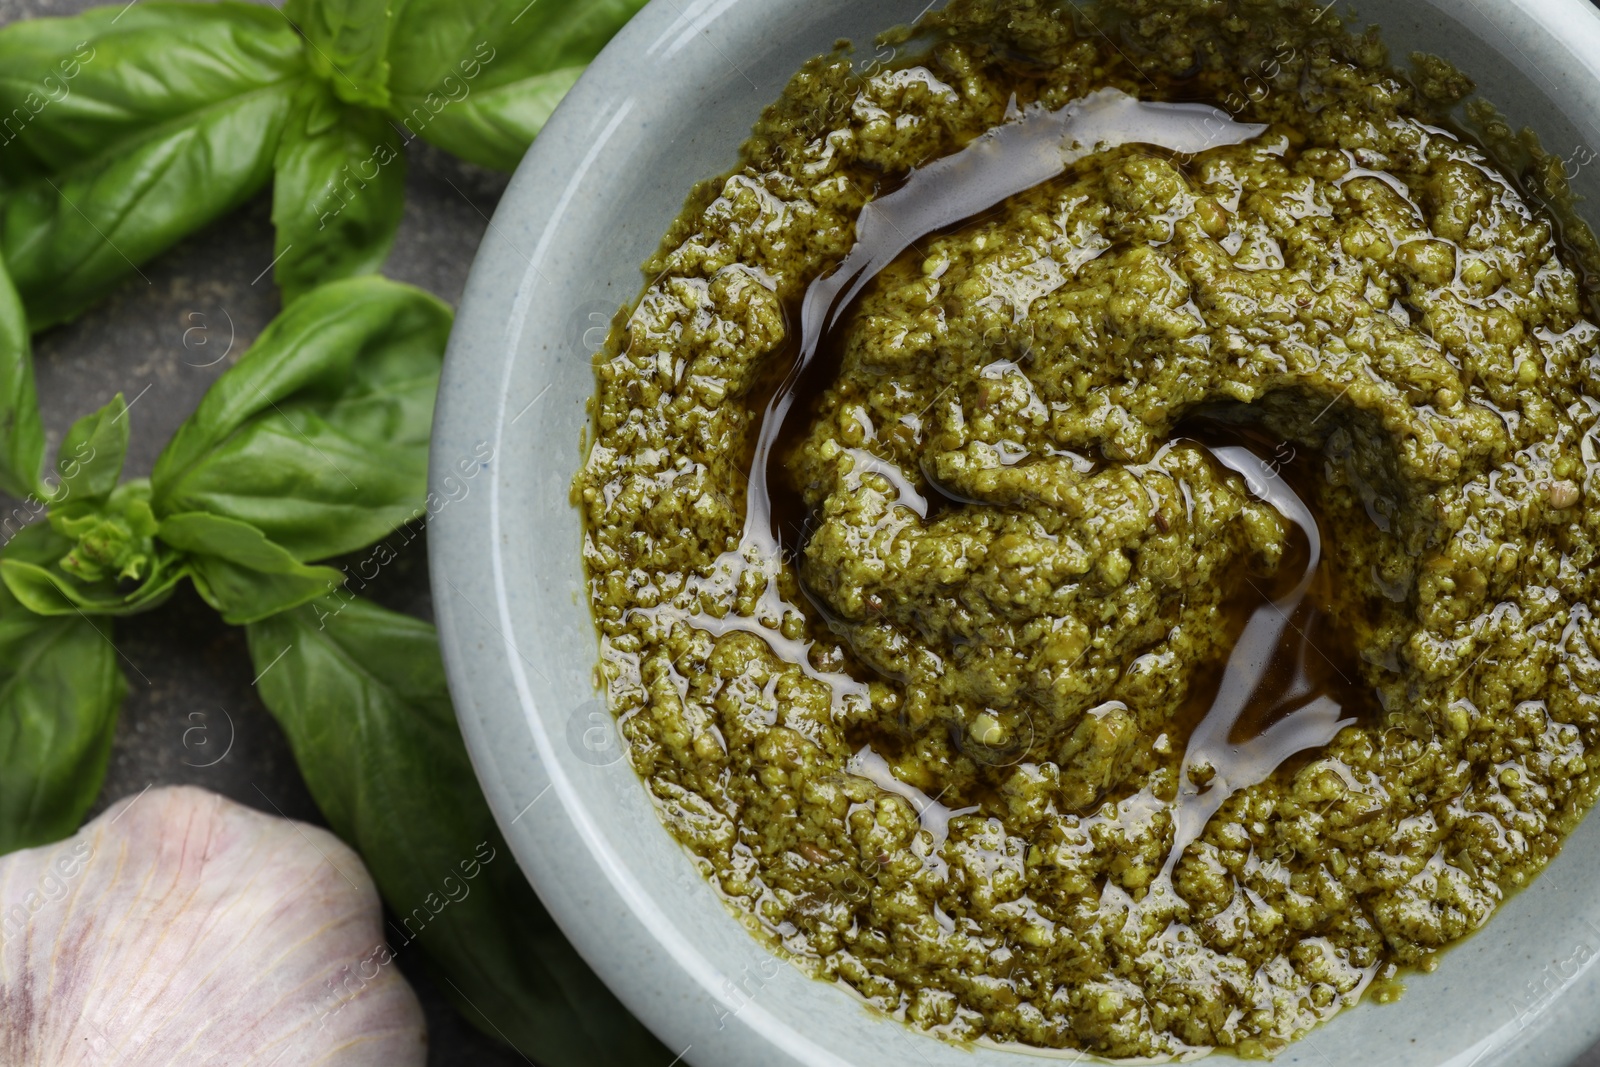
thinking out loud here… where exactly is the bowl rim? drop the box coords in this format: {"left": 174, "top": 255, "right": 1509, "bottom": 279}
{"left": 429, "top": 1, "right": 1600, "bottom": 1064}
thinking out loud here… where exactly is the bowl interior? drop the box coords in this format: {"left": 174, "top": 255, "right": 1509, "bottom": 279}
{"left": 430, "top": 2, "right": 1600, "bottom": 1064}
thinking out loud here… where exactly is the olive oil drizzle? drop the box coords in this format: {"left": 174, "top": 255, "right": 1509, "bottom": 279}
{"left": 736, "top": 92, "right": 1376, "bottom": 872}
{"left": 741, "top": 88, "right": 1267, "bottom": 558}
{"left": 1161, "top": 437, "right": 1362, "bottom": 876}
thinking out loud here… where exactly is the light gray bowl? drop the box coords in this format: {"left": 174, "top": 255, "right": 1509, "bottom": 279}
{"left": 429, "top": 2, "right": 1600, "bottom": 1064}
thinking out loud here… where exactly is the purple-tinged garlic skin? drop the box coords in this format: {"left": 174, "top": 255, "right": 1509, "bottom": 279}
{"left": 0, "top": 786, "right": 426, "bottom": 1065}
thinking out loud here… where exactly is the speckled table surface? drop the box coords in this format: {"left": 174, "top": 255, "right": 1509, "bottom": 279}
{"left": 1, "top": 1, "right": 1598, "bottom": 1065}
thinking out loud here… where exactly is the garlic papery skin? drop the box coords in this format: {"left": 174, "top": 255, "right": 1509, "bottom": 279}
{"left": 0, "top": 786, "right": 426, "bottom": 1065}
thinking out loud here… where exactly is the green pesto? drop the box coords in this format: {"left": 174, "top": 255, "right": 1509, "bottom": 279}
{"left": 574, "top": 0, "right": 1600, "bottom": 1056}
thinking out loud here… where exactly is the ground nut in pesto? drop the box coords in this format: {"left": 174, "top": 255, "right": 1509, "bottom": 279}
{"left": 574, "top": 0, "right": 1600, "bottom": 1056}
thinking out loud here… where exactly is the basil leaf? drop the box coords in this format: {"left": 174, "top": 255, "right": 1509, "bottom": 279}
{"left": 271, "top": 82, "right": 407, "bottom": 305}
{"left": 158, "top": 511, "right": 343, "bottom": 624}
{"left": 0, "top": 4, "right": 301, "bottom": 180}
{"left": 0, "top": 255, "right": 42, "bottom": 500}
{"left": 386, "top": 0, "right": 647, "bottom": 171}
{"left": 392, "top": 63, "right": 580, "bottom": 174}
{"left": 189, "top": 556, "right": 344, "bottom": 625}
{"left": 52, "top": 393, "right": 127, "bottom": 505}
{"left": 247, "top": 597, "right": 670, "bottom": 1065}
{"left": 0, "top": 584, "right": 125, "bottom": 856}
{"left": 284, "top": 0, "right": 394, "bottom": 110}
{"left": 151, "top": 276, "right": 451, "bottom": 562}
{"left": 0, "top": 2, "right": 305, "bottom": 328}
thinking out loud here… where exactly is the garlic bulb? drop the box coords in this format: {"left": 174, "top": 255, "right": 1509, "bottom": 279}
{"left": 0, "top": 786, "right": 426, "bottom": 1065}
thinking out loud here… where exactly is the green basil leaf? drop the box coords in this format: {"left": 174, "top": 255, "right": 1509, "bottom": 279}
{"left": 392, "top": 63, "right": 580, "bottom": 173}
{"left": 271, "top": 82, "right": 407, "bottom": 305}
{"left": 0, "top": 255, "right": 43, "bottom": 500}
{"left": 247, "top": 597, "right": 669, "bottom": 1065}
{"left": 386, "top": 0, "right": 647, "bottom": 171}
{"left": 150, "top": 276, "right": 451, "bottom": 562}
{"left": 52, "top": 392, "right": 127, "bottom": 505}
{"left": 0, "top": 2, "right": 305, "bottom": 328}
{"left": 0, "top": 583, "right": 125, "bottom": 855}
{"left": 158, "top": 511, "right": 343, "bottom": 624}
{"left": 188, "top": 556, "right": 343, "bottom": 625}
{"left": 158, "top": 510, "right": 320, "bottom": 572}
{"left": 284, "top": 0, "right": 394, "bottom": 110}
{"left": 0, "top": 3, "right": 302, "bottom": 180}
{"left": 1, "top": 500, "right": 182, "bottom": 617}
{"left": 0, "top": 555, "right": 82, "bottom": 616}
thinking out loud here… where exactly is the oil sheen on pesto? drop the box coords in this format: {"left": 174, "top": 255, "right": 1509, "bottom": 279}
{"left": 573, "top": 0, "right": 1600, "bottom": 1056}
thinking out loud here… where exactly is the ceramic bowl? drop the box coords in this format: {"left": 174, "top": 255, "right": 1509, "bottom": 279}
{"left": 429, "top": 1, "right": 1600, "bottom": 1063}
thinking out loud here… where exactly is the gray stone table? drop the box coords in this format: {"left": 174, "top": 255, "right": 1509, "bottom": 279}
{"left": 0, "top": 1, "right": 1597, "bottom": 1065}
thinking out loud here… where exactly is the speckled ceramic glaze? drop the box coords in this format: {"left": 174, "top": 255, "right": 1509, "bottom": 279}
{"left": 429, "top": 2, "right": 1600, "bottom": 1063}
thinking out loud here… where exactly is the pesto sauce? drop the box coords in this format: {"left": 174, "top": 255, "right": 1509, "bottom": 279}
{"left": 574, "top": 0, "right": 1600, "bottom": 1056}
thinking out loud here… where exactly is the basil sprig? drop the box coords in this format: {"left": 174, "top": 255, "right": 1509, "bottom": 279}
{"left": 0, "top": 3, "right": 306, "bottom": 328}
{"left": 0, "top": 275, "right": 445, "bottom": 624}
{"left": 0, "top": 0, "right": 647, "bottom": 321}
